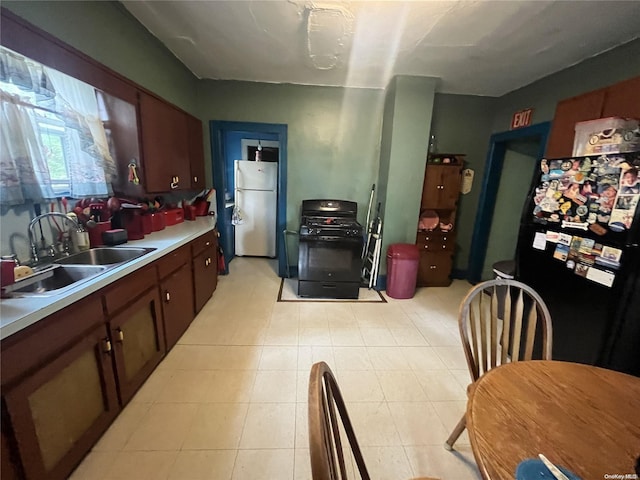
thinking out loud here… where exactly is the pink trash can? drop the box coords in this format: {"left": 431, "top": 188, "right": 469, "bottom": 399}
{"left": 386, "top": 244, "right": 420, "bottom": 299}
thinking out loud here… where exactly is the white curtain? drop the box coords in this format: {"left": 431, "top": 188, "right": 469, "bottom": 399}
{"left": 0, "top": 47, "right": 116, "bottom": 204}
{"left": 45, "top": 68, "right": 116, "bottom": 197}
{"left": 0, "top": 91, "right": 56, "bottom": 204}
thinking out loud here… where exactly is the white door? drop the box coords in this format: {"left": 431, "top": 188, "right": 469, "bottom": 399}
{"left": 235, "top": 160, "right": 277, "bottom": 191}
{"left": 235, "top": 189, "right": 277, "bottom": 257}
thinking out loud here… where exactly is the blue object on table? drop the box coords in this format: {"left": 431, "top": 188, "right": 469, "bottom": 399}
{"left": 516, "top": 459, "right": 582, "bottom": 480}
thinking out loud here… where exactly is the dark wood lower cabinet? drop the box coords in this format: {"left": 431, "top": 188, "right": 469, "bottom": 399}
{"left": 0, "top": 228, "right": 216, "bottom": 479}
{"left": 417, "top": 251, "right": 453, "bottom": 287}
{"left": 109, "top": 287, "right": 165, "bottom": 405}
{"left": 2, "top": 401, "right": 23, "bottom": 480}
{"left": 3, "top": 324, "right": 119, "bottom": 480}
{"left": 416, "top": 231, "right": 455, "bottom": 287}
{"left": 161, "top": 262, "right": 195, "bottom": 350}
{"left": 192, "top": 231, "right": 219, "bottom": 313}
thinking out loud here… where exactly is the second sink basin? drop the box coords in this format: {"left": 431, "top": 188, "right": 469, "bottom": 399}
{"left": 10, "top": 265, "right": 108, "bottom": 296}
{"left": 55, "top": 247, "right": 156, "bottom": 266}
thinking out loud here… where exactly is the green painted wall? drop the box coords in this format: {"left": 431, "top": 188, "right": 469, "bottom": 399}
{"left": 197, "top": 80, "right": 385, "bottom": 230}
{"left": 429, "top": 94, "right": 496, "bottom": 272}
{"left": 483, "top": 148, "right": 536, "bottom": 280}
{"left": 2, "top": 1, "right": 198, "bottom": 114}
{"left": 377, "top": 76, "right": 437, "bottom": 274}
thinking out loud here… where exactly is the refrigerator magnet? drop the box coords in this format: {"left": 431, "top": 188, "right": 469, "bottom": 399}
{"left": 588, "top": 224, "right": 607, "bottom": 236}
{"left": 586, "top": 268, "right": 615, "bottom": 288}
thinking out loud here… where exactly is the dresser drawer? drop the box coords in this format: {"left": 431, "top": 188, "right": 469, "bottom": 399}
{"left": 416, "top": 232, "right": 454, "bottom": 251}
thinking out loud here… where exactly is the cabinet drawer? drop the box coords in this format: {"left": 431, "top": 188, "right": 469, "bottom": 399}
{"left": 1, "top": 297, "right": 105, "bottom": 388}
{"left": 103, "top": 264, "right": 156, "bottom": 316}
{"left": 156, "top": 244, "right": 190, "bottom": 279}
{"left": 191, "top": 230, "right": 217, "bottom": 257}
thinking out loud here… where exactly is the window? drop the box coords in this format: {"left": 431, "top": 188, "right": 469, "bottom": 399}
{"left": 38, "top": 115, "right": 71, "bottom": 196}
{"left": 0, "top": 46, "right": 115, "bottom": 204}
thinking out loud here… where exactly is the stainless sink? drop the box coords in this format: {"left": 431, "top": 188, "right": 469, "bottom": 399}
{"left": 8, "top": 247, "right": 156, "bottom": 297}
{"left": 9, "top": 265, "right": 109, "bottom": 296}
{"left": 54, "top": 247, "right": 156, "bottom": 266}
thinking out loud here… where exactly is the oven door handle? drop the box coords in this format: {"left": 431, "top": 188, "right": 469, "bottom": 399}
{"left": 301, "top": 236, "right": 362, "bottom": 242}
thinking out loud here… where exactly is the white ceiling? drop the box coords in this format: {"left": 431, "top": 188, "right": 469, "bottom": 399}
{"left": 122, "top": 0, "right": 640, "bottom": 97}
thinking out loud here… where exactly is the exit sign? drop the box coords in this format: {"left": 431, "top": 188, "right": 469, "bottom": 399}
{"left": 511, "top": 108, "right": 534, "bottom": 129}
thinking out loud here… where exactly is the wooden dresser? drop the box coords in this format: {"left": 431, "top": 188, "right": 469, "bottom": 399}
{"left": 416, "top": 154, "right": 463, "bottom": 286}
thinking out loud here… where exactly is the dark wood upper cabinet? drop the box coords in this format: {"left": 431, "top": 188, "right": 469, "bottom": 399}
{"left": 1, "top": 9, "right": 207, "bottom": 196}
{"left": 97, "top": 90, "right": 146, "bottom": 198}
{"left": 139, "top": 92, "right": 191, "bottom": 193}
{"left": 546, "top": 75, "right": 640, "bottom": 159}
{"left": 601, "top": 76, "right": 640, "bottom": 119}
{"left": 545, "top": 89, "right": 606, "bottom": 159}
{"left": 188, "top": 114, "right": 206, "bottom": 191}
{"left": 421, "top": 163, "right": 462, "bottom": 210}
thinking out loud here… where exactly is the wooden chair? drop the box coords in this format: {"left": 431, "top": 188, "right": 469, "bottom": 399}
{"left": 444, "top": 278, "right": 553, "bottom": 451}
{"left": 309, "top": 361, "right": 439, "bottom": 480}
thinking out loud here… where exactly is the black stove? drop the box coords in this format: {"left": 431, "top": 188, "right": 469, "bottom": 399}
{"left": 298, "top": 200, "right": 363, "bottom": 299}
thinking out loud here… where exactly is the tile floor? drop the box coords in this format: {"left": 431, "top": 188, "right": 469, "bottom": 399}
{"left": 70, "top": 257, "right": 482, "bottom": 480}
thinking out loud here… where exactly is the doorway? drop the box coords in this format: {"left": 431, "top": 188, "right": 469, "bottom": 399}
{"left": 210, "top": 121, "right": 288, "bottom": 277}
{"left": 467, "top": 122, "right": 551, "bottom": 283}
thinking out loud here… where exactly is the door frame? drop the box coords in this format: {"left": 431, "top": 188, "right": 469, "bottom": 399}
{"left": 467, "top": 122, "right": 551, "bottom": 283}
{"left": 210, "top": 121, "right": 288, "bottom": 277}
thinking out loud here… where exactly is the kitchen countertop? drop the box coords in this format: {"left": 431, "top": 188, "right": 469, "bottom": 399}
{"left": 0, "top": 217, "right": 216, "bottom": 340}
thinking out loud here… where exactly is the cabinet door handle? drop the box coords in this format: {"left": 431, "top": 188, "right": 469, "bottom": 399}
{"left": 170, "top": 176, "right": 179, "bottom": 189}
{"left": 430, "top": 265, "right": 437, "bottom": 269}
{"left": 102, "top": 339, "right": 112, "bottom": 353}
{"left": 193, "top": 176, "right": 198, "bottom": 183}
{"left": 205, "top": 241, "right": 210, "bottom": 246}
{"left": 165, "top": 291, "right": 171, "bottom": 302}
{"left": 116, "top": 328, "right": 124, "bottom": 342}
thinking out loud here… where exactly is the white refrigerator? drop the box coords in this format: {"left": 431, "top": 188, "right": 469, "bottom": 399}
{"left": 234, "top": 160, "right": 277, "bottom": 257}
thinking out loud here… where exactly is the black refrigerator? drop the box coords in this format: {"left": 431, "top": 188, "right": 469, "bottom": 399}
{"left": 515, "top": 151, "right": 640, "bottom": 376}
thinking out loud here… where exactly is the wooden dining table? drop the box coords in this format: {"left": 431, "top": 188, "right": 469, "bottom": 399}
{"left": 466, "top": 360, "right": 640, "bottom": 480}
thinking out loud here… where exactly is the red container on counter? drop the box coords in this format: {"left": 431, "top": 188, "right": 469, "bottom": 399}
{"left": 141, "top": 215, "right": 152, "bottom": 235}
{"left": 164, "top": 208, "right": 184, "bottom": 226}
{"left": 1, "top": 259, "right": 15, "bottom": 287}
{"left": 184, "top": 205, "right": 196, "bottom": 221}
{"left": 120, "top": 210, "right": 144, "bottom": 240}
{"left": 193, "top": 200, "right": 209, "bottom": 216}
{"left": 88, "top": 221, "right": 113, "bottom": 247}
{"left": 150, "top": 212, "right": 165, "bottom": 231}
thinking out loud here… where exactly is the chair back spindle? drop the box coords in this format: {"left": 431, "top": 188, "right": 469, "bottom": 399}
{"left": 459, "top": 279, "right": 552, "bottom": 382}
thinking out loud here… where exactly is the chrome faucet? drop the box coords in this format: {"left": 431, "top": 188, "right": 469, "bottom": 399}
{"left": 28, "top": 212, "right": 80, "bottom": 264}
